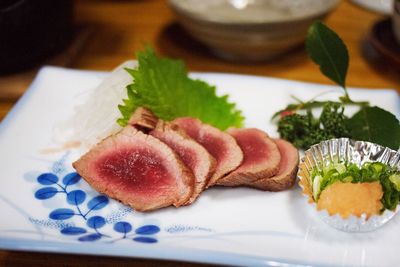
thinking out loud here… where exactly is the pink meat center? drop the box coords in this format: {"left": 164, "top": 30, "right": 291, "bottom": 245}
{"left": 236, "top": 135, "right": 270, "bottom": 168}
{"left": 174, "top": 146, "right": 197, "bottom": 174}
{"left": 94, "top": 148, "right": 174, "bottom": 194}
{"left": 199, "top": 134, "right": 226, "bottom": 163}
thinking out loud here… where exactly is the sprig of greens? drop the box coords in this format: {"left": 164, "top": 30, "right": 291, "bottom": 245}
{"left": 311, "top": 161, "right": 400, "bottom": 211}
{"left": 278, "top": 102, "right": 350, "bottom": 149}
{"left": 273, "top": 22, "right": 368, "bottom": 119}
{"left": 275, "top": 21, "right": 400, "bottom": 150}
{"left": 117, "top": 47, "right": 244, "bottom": 130}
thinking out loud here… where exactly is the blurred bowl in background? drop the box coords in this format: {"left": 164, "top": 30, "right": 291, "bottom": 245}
{"left": 168, "top": 0, "right": 339, "bottom": 61}
{"left": 351, "top": 0, "right": 393, "bottom": 14}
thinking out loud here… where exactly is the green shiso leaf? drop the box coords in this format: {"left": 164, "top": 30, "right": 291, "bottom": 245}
{"left": 306, "top": 21, "right": 349, "bottom": 89}
{"left": 346, "top": 106, "right": 400, "bottom": 150}
{"left": 117, "top": 47, "right": 244, "bottom": 130}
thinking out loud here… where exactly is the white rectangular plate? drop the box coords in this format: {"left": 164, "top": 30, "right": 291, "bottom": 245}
{"left": 1, "top": 66, "right": 399, "bottom": 267}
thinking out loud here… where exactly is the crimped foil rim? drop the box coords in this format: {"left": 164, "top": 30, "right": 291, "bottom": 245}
{"left": 298, "top": 138, "right": 400, "bottom": 232}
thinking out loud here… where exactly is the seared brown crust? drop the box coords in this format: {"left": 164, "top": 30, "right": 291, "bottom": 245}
{"left": 128, "top": 107, "right": 158, "bottom": 132}
{"left": 251, "top": 139, "right": 299, "bottom": 191}
{"left": 217, "top": 128, "right": 281, "bottom": 187}
{"left": 173, "top": 117, "right": 243, "bottom": 188}
{"left": 73, "top": 126, "right": 194, "bottom": 212}
{"left": 151, "top": 121, "right": 216, "bottom": 205}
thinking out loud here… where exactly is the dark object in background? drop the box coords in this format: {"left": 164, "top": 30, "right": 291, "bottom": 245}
{"left": 0, "top": 0, "right": 73, "bottom": 74}
{"left": 369, "top": 19, "right": 400, "bottom": 69}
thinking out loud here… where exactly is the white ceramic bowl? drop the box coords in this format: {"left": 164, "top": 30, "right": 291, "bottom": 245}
{"left": 168, "top": 0, "right": 340, "bottom": 61}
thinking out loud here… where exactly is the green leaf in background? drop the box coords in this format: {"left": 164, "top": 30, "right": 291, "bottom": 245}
{"left": 346, "top": 106, "right": 400, "bottom": 150}
{"left": 306, "top": 21, "right": 349, "bottom": 89}
{"left": 117, "top": 47, "right": 244, "bottom": 130}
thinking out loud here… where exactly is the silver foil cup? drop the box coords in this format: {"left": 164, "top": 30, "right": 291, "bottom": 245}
{"left": 298, "top": 138, "right": 400, "bottom": 232}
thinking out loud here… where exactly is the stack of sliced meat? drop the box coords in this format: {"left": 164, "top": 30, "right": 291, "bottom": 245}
{"left": 73, "top": 107, "right": 299, "bottom": 212}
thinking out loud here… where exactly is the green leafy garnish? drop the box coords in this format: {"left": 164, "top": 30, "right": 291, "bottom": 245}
{"left": 117, "top": 47, "right": 244, "bottom": 130}
{"left": 347, "top": 106, "right": 400, "bottom": 150}
{"left": 311, "top": 161, "right": 400, "bottom": 211}
{"left": 381, "top": 175, "right": 400, "bottom": 211}
{"left": 278, "top": 102, "right": 350, "bottom": 149}
{"left": 274, "top": 21, "right": 400, "bottom": 150}
{"left": 389, "top": 174, "right": 400, "bottom": 191}
{"left": 306, "top": 21, "right": 349, "bottom": 93}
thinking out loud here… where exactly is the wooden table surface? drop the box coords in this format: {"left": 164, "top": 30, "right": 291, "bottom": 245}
{"left": 0, "top": 0, "right": 399, "bottom": 266}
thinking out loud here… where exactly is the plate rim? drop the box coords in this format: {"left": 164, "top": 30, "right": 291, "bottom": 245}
{"left": 0, "top": 237, "right": 336, "bottom": 267}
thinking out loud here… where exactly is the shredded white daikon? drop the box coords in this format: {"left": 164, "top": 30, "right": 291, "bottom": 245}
{"left": 54, "top": 60, "right": 137, "bottom": 151}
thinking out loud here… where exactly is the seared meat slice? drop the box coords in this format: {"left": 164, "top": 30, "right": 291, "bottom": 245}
{"left": 173, "top": 117, "right": 243, "bottom": 187}
{"left": 217, "top": 128, "right": 280, "bottom": 186}
{"left": 251, "top": 139, "right": 299, "bottom": 191}
{"left": 128, "top": 107, "right": 158, "bottom": 132}
{"left": 129, "top": 109, "right": 217, "bottom": 203}
{"left": 151, "top": 121, "right": 216, "bottom": 204}
{"left": 73, "top": 126, "right": 194, "bottom": 212}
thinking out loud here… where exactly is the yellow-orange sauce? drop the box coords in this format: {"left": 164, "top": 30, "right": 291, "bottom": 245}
{"left": 317, "top": 181, "right": 383, "bottom": 219}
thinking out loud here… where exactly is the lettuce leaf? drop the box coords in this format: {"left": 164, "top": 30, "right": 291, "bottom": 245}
{"left": 117, "top": 47, "right": 244, "bottom": 130}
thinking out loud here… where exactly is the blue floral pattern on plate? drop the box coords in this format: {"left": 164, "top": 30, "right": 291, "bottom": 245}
{"left": 33, "top": 169, "right": 160, "bottom": 243}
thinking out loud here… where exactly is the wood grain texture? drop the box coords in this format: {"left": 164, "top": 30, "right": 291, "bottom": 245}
{"left": 0, "top": 251, "right": 210, "bottom": 267}
{"left": 0, "top": 0, "right": 399, "bottom": 266}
